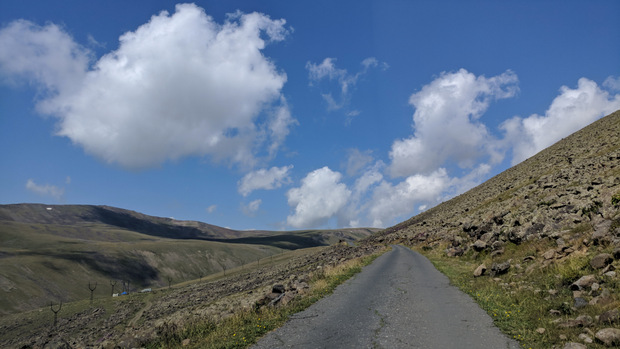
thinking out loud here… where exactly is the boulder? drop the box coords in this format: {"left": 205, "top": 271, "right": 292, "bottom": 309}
{"left": 472, "top": 240, "right": 487, "bottom": 252}
{"left": 556, "top": 315, "right": 592, "bottom": 328}
{"left": 507, "top": 229, "right": 526, "bottom": 244}
{"left": 589, "top": 289, "right": 614, "bottom": 306}
{"left": 591, "top": 220, "right": 612, "bottom": 245}
{"left": 272, "top": 284, "right": 286, "bottom": 294}
{"left": 479, "top": 232, "right": 494, "bottom": 243}
{"left": 573, "top": 297, "right": 588, "bottom": 309}
{"left": 446, "top": 247, "right": 464, "bottom": 257}
{"left": 473, "top": 264, "right": 487, "bottom": 277}
{"left": 526, "top": 223, "right": 545, "bottom": 236}
{"left": 599, "top": 309, "right": 619, "bottom": 324}
{"left": 578, "top": 333, "right": 593, "bottom": 344}
{"left": 279, "top": 291, "right": 297, "bottom": 306}
{"left": 570, "top": 275, "right": 596, "bottom": 291}
{"left": 595, "top": 328, "right": 620, "bottom": 347}
{"left": 613, "top": 246, "right": 620, "bottom": 260}
{"left": 590, "top": 253, "right": 613, "bottom": 269}
{"left": 542, "top": 249, "right": 556, "bottom": 260}
{"left": 489, "top": 261, "right": 510, "bottom": 277}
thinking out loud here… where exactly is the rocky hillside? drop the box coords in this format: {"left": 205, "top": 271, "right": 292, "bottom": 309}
{"left": 0, "top": 243, "right": 382, "bottom": 348}
{"left": 370, "top": 109, "right": 620, "bottom": 347}
{"left": 374, "top": 110, "right": 619, "bottom": 248}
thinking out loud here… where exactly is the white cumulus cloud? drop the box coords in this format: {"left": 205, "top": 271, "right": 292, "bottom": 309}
{"left": 286, "top": 167, "right": 351, "bottom": 228}
{"left": 0, "top": 4, "right": 294, "bottom": 169}
{"left": 389, "top": 69, "right": 518, "bottom": 177}
{"left": 238, "top": 165, "right": 293, "bottom": 197}
{"left": 366, "top": 168, "right": 450, "bottom": 227}
{"left": 501, "top": 77, "right": 620, "bottom": 165}
{"left": 0, "top": 20, "right": 90, "bottom": 94}
{"left": 25, "top": 179, "right": 64, "bottom": 200}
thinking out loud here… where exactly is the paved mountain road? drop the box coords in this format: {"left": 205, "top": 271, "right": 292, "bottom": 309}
{"left": 252, "top": 245, "right": 521, "bottom": 349}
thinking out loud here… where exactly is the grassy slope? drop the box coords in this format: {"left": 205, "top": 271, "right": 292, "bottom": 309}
{"left": 0, "top": 220, "right": 279, "bottom": 315}
{"left": 0, "top": 205, "right": 376, "bottom": 315}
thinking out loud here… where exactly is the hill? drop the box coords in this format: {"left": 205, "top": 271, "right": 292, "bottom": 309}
{"left": 0, "top": 204, "right": 376, "bottom": 315}
{"left": 370, "top": 109, "right": 620, "bottom": 347}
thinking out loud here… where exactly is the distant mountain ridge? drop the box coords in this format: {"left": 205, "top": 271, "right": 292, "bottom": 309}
{"left": 0, "top": 203, "right": 377, "bottom": 314}
{"left": 0, "top": 203, "right": 377, "bottom": 244}
{"left": 0, "top": 203, "right": 241, "bottom": 240}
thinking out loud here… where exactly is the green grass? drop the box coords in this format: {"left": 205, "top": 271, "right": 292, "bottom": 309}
{"left": 144, "top": 251, "right": 385, "bottom": 349}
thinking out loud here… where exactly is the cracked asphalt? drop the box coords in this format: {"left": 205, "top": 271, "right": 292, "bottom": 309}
{"left": 251, "top": 245, "right": 521, "bottom": 349}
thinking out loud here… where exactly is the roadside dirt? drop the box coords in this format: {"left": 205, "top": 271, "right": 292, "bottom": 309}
{"left": 0, "top": 242, "right": 382, "bottom": 348}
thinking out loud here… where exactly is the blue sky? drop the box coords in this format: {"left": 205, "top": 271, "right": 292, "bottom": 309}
{"left": 1, "top": 0, "right": 619, "bottom": 230}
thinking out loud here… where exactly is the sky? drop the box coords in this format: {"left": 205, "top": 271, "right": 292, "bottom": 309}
{"left": 1, "top": 1, "right": 619, "bottom": 231}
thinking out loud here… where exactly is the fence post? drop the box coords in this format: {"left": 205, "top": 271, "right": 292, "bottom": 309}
{"left": 50, "top": 301, "right": 62, "bottom": 328}
{"left": 88, "top": 281, "right": 97, "bottom": 305}
{"left": 110, "top": 280, "right": 117, "bottom": 296}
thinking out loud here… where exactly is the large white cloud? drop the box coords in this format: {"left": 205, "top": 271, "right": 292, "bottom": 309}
{"left": 501, "top": 77, "right": 620, "bottom": 164}
{"left": 286, "top": 167, "right": 351, "bottom": 228}
{"left": 238, "top": 165, "right": 293, "bottom": 197}
{"left": 0, "top": 4, "right": 294, "bottom": 169}
{"left": 389, "top": 69, "right": 517, "bottom": 177}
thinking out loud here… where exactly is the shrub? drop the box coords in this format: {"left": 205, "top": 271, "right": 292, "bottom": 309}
{"left": 612, "top": 192, "right": 620, "bottom": 208}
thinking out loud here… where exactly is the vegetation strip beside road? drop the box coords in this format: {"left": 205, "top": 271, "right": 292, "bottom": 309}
{"left": 146, "top": 249, "right": 387, "bottom": 349}
{"left": 415, "top": 240, "right": 620, "bottom": 349}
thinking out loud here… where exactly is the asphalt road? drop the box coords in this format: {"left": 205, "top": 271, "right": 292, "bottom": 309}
{"left": 252, "top": 245, "right": 521, "bottom": 349}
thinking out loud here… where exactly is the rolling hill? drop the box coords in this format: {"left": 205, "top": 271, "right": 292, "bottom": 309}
{"left": 0, "top": 204, "right": 376, "bottom": 315}
{"left": 369, "top": 110, "right": 620, "bottom": 347}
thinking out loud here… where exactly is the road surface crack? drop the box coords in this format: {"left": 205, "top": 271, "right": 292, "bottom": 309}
{"left": 371, "top": 308, "right": 387, "bottom": 349}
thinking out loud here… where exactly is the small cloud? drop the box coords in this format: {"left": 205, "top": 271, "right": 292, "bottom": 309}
{"left": 306, "top": 56, "right": 387, "bottom": 117}
{"left": 25, "top": 179, "right": 64, "bottom": 200}
{"left": 206, "top": 205, "right": 217, "bottom": 213}
{"left": 86, "top": 34, "right": 105, "bottom": 48}
{"left": 242, "top": 199, "right": 262, "bottom": 216}
{"left": 65, "top": 176, "right": 71, "bottom": 184}
{"left": 343, "top": 148, "right": 374, "bottom": 176}
{"left": 603, "top": 75, "right": 620, "bottom": 91}
{"left": 238, "top": 165, "right": 293, "bottom": 197}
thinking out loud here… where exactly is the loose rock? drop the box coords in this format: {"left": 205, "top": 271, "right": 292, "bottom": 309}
{"left": 563, "top": 342, "right": 586, "bottom": 349}
{"left": 473, "top": 264, "right": 487, "bottom": 277}
{"left": 590, "top": 253, "right": 613, "bottom": 269}
{"left": 599, "top": 309, "right": 619, "bottom": 324}
{"left": 570, "top": 275, "right": 596, "bottom": 291}
{"left": 489, "top": 261, "right": 510, "bottom": 276}
{"left": 595, "top": 328, "right": 620, "bottom": 347}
